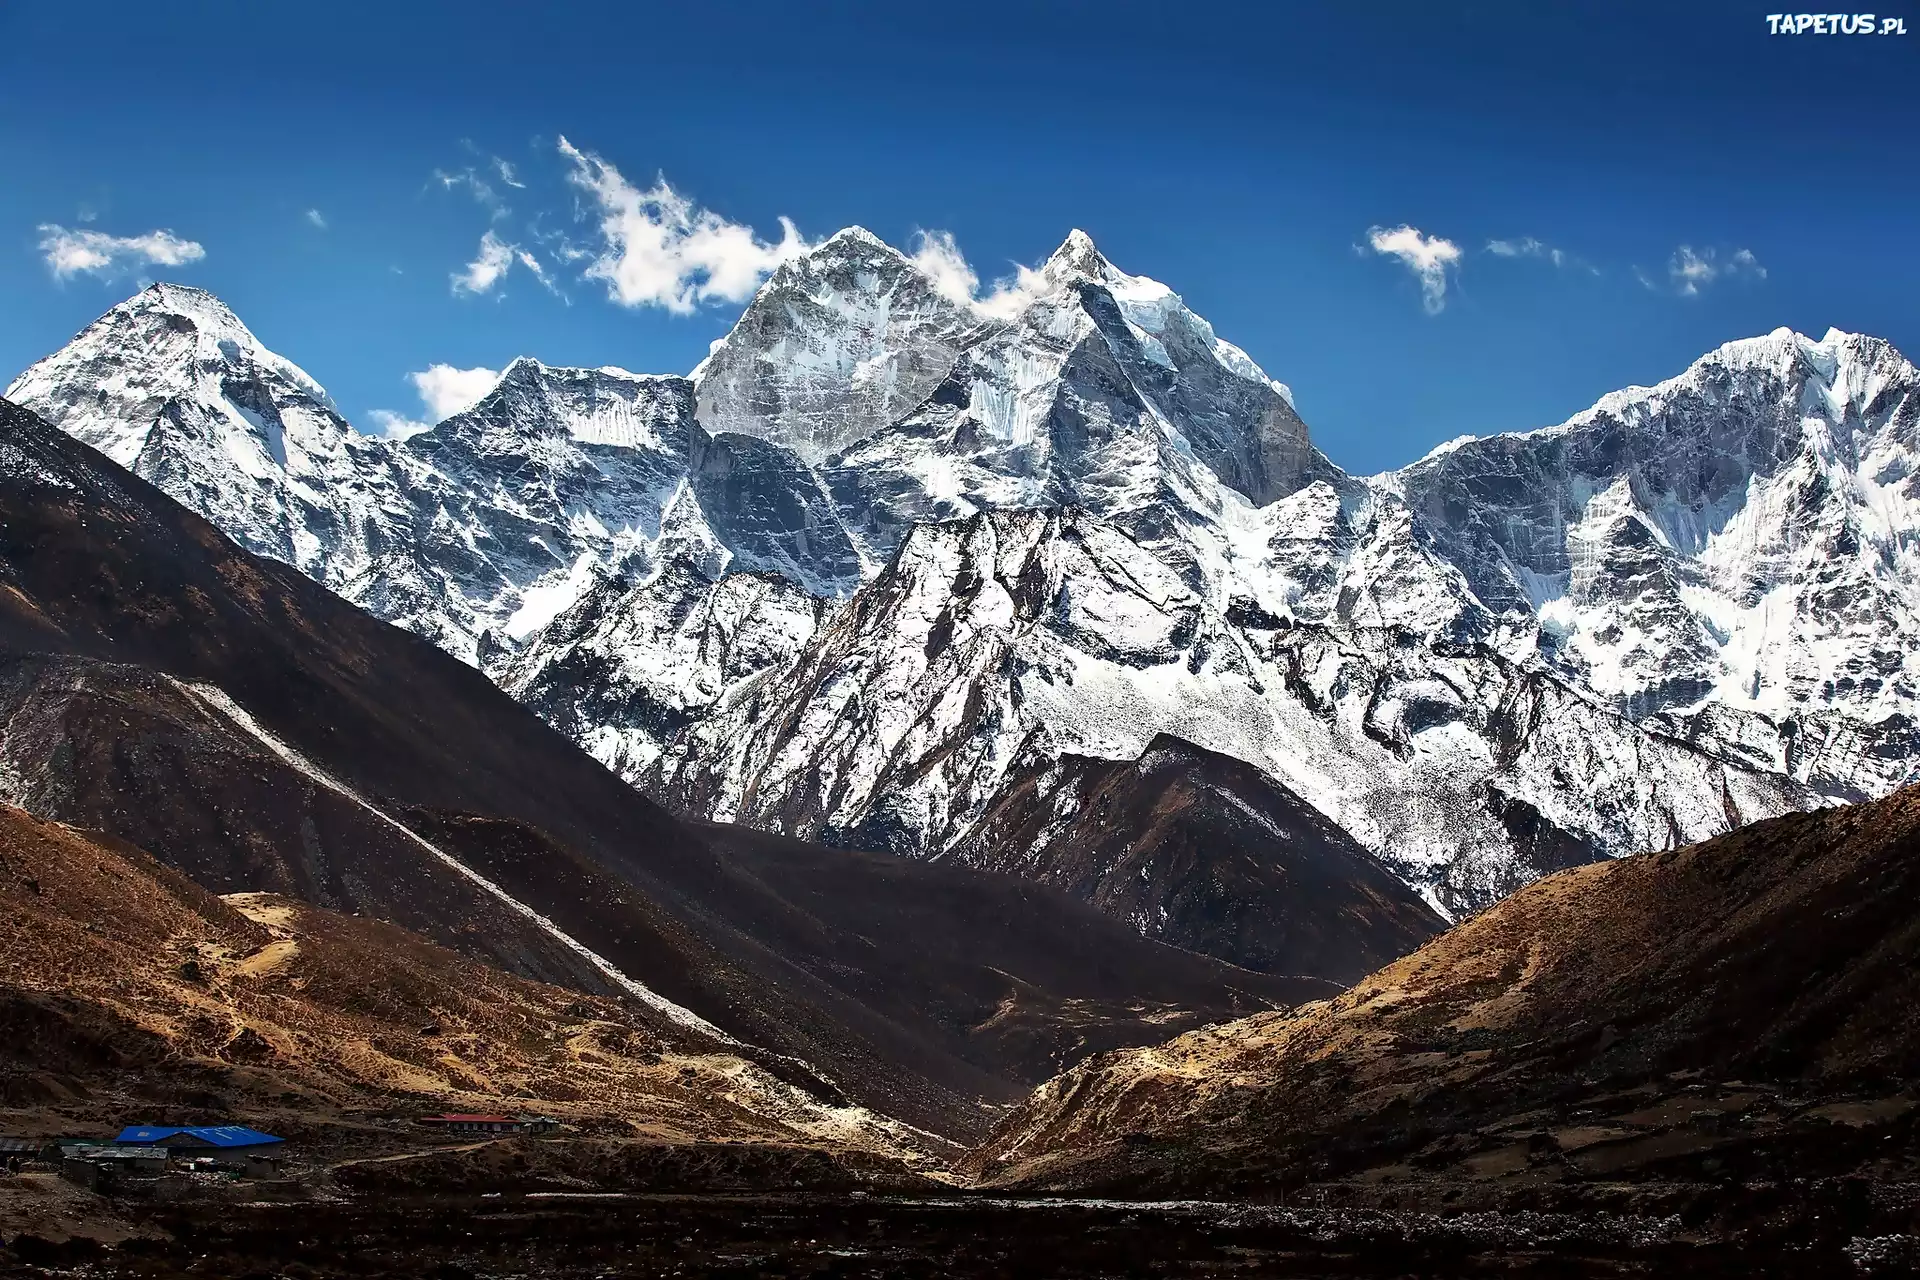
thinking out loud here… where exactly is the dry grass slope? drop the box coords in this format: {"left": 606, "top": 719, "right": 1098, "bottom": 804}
{"left": 972, "top": 787, "right": 1920, "bottom": 1195}
{"left": 0, "top": 804, "right": 937, "bottom": 1172}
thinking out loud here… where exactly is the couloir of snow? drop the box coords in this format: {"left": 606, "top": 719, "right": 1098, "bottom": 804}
{"left": 9, "top": 239, "right": 1917, "bottom": 912}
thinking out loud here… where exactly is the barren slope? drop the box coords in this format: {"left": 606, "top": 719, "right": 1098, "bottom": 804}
{"left": 0, "top": 804, "right": 930, "bottom": 1170}
{"left": 973, "top": 787, "right": 1920, "bottom": 1194}
{"left": 950, "top": 735, "right": 1445, "bottom": 979}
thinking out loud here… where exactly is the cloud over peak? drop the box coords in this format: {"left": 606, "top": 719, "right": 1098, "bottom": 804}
{"left": 410, "top": 363, "right": 502, "bottom": 419}
{"left": 557, "top": 135, "right": 809, "bottom": 314}
{"left": 908, "top": 229, "right": 1041, "bottom": 320}
{"left": 366, "top": 363, "right": 502, "bottom": 440}
{"left": 38, "top": 225, "right": 205, "bottom": 280}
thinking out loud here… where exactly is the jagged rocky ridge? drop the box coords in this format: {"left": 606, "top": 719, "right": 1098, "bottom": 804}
{"left": 645, "top": 508, "right": 1817, "bottom": 914}
{"left": 9, "top": 232, "right": 1917, "bottom": 917}
{"left": 1389, "top": 327, "right": 1920, "bottom": 800}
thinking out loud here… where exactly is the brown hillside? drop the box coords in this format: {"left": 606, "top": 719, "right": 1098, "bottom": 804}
{"left": 972, "top": 787, "right": 1920, "bottom": 1195}
{"left": 0, "top": 803, "right": 931, "bottom": 1171}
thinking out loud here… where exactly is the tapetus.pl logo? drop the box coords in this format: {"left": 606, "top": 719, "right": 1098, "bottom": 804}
{"left": 1765, "top": 12, "right": 1908, "bottom": 33}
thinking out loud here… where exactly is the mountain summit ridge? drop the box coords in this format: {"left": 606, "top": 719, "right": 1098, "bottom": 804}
{"left": 9, "top": 228, "right": 1916, "bottom": 914}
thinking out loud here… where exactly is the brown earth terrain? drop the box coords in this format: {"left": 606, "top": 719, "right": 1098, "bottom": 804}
{"left": 0, "top": 803, "right": 939, "bottom": 1174}
{"left": 969, "top": 785, "right": 1920, "bottom": 1202}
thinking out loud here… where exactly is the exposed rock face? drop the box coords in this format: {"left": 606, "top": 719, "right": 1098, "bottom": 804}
{"left": 648, "top": 508, "right": 1819, "bottom": 917}
{"left": 1389, "top": 328, "right": 1920, "bottom": 800}
{"left": 499, "top": 561, "right": 828, "bottom": 780}
{"left": 969, "top": 784, "right": 1920, "bottom": 1196}
{"left": 947, "top": 734, "right": 1446, "bottom": 980}
{"left": 693, "top": 225, "right": 1000, "bottom": 463}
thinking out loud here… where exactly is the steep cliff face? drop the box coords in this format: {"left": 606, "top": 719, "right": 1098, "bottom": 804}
{"left": 647, "top": 508, "right": 1818, "bottom": 916}
{"left": 1390, "top": 328, "right": 1920, "bottom": 800}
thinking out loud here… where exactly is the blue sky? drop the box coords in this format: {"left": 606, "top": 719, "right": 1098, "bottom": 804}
{"left": 1, "top": 0, "right": 1915, "bottom": 473}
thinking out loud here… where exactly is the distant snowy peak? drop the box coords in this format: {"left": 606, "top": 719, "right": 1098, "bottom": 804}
{"left": 433, "top": 356, "right": 694, "bottom": 451}
{"left": 1390, "top": 325, "right": 1920, "bottom": 798}
{"left": 1031, "top": 229, "right": 1295, "bottom": 407}
{"left": 4, "top": 281, "right": 378, "bottom": 579}
{"left": 694, "top": 226, "right": 1307, "bottom": 503}
{"left": 1554, "top": 326, "right": 1916, "bottom": 437}
{"left": 693, "top": 226, "right": 1001, "bottom": 462}
{"left": 6, "top": 281, "right": 348, "bottom": 469}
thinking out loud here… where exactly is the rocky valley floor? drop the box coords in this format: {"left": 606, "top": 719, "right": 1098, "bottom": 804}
{"left": 2, "top": 1179, "right": 1918, "bottom": 1277}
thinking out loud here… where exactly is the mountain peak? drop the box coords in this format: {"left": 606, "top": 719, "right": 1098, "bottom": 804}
{"left": 1043, "top": 228, "right": 1110, "bottom": 280}
{"left": 119, "top": 281, "right": 255, "bottom": 344}
{"left": 796, "top": 225, "right": 913, "bottom": 270}
{"left": 819, "top": 225, "right": 889, "bottom": 251}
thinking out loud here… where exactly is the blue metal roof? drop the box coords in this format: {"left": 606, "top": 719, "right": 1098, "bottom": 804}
{"left": 114, "top": 1125, "right": 282, "bottom": 1148}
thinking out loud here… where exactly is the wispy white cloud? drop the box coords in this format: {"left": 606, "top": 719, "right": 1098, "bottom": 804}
{"left": 515, "top": 248, "right": 563, "bottom": 297}
{"left": 305, "top": 208, "right": 328, "bottom": 230}
{"left": 366, "top": 362, "right": 502, "bottom": 439}
{"left": 432, "top": 166, "right": 509, "bottom": 219}
{"left": 451, "top": 230, "right": 516, "bottom": 296}
{"left": 492, "top": 157, "right": 526, "bottom": 188}
{"left": 557, "top": 135, "right": 810, "bottom": 313}
{"left": 908, "top": 229, "right": 1042, "bottom": 320}
{"left": 38, "top": 224, "right": 205, "bottom": 280}
{"left": 1488, "top": 236, "right": 1562, "bottom": 267}
{"left": 1365, "top": 224, "right": 1462, "bottom": 314}
{"left": 1641, "top": 244, "right": 1768, "bottom": 296}
{"left": 1486, "top": 235, "right": 1600, "bottom": 277}
{"left": 909, "top": 229, "right": 979, "bottom": 307}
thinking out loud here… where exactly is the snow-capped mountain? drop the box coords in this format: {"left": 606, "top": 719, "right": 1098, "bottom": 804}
{"left": 646, "top": 508, "right": 1818, "bottom": 914}
{"left": 5, "top": 288, "right": 862, "bottom": 665}
{"left": 4, "top": 282, "right": 384, "bottom": 580}
{"left": 500, "top": 559, "right": 826, "bottom": 780}
{"left": 8, "top": 232, "right": 1915, "bottom": 916}
{"left": 1390, "top": 327, "right": 1920, "bottom": 800}
{"left": 693, "top": 225, "right": 1002, "bottom": 464}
